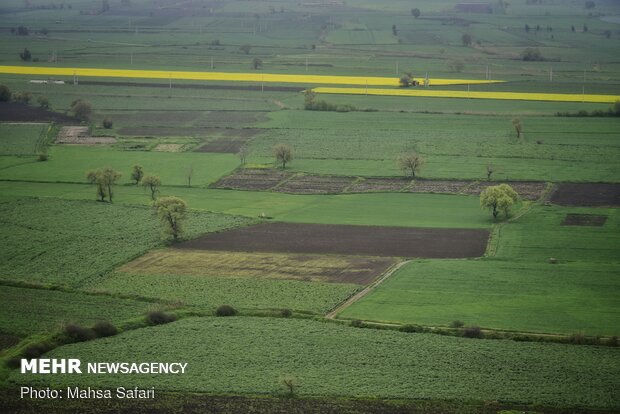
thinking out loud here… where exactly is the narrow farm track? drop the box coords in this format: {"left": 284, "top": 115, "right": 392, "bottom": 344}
{"left": 326, "top": 260, "right": 411, "bottom": 319}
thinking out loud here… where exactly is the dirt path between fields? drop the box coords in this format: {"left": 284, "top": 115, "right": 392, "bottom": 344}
{"left": 325, "top": 260, "right": 411, "bottom": 319}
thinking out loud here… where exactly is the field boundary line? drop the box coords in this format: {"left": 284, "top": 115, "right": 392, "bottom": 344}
{"left": 325, "top": 259, "right": 410, "bottom": 319}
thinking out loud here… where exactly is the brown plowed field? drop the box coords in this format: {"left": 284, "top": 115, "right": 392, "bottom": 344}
{"left": 274, "top": 174, "right": 356, "bottom": 194}
{"left": 462, "top": 181, "right": 547, "bottom": 201}
{"left": 550, "top": 183, "right": 620, "bottom": 207}
{"left": 176, "top": 222, "right": 489, "bottom": 258}
{"left": 0, "top": 102, "right": 74, "bottom": 123}
{"left": 409, "top": 180, "right": 470, "bottom": 194}
{"left": 212, "top": 168, "right": 293, "bottom": 190}
{"left": 562, "top": 214, "right": 607, "bottom": 226}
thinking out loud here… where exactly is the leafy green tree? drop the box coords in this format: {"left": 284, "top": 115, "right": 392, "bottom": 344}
{"left": 86, "top": 167, "right": 121, "bottom": 203}
{"left": 130, "top": 165, "right": 143, "bottom": 185}
{"left": 142, "top": 174, "right": 161, "bottom": 200}
{"left": 252, "top": 57, "right": 263, "bottom": 69}
{"left": 480, "top": 184, "right": 519, "bottom": 219}
{"left": 512, "top": 118, "right": 523, "bottom": 138}
{"left": 273, "top": 144, "right": 293, "bottom": 169}
{"left": 397, "top": 151, "right": 425, "bottom": 178}
{"left": 411, "top": 8, "right": 421, "bottom": 18}
{"left": 19, "top": 48, "right": 31, "bottom": 61}
{"left": 152, "top": 196, "right": 187, "bottom": 240}
{"left": 399, "top": 73, "right": 412, "bottom": 87}
{"left": 37, "top": 95, "right": 50, "bottom": 109}
{"left": 461, "top": 33, "right": 472, "bottom": 46}
{"left": 71, "top": 99, "right": 92, "bottom": 121}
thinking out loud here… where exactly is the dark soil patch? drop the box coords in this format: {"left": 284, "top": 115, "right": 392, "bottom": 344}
{"left": 79, "top": 80, "right": 304, "bottom": 92}
{"left": 0, "top": 334, "right": 21, "bottom": 350}
{"left": 410, "top": 180, "right": 471, "bottom": 194}
{"left": 550, "top": 183, "right": 620, "bottom": 207}
{"left": 212, "top": 168, "right": 293, "bottom": 190}
{"left": 176, "top": 222, "right": 489, "bottom": 258}
{"left": 463, "top": 181, "right": 547, "bottom": 201}
{"left": 274, "top": 175, "right": 356, "bottom": 194}
{"left": 110, "top": 111, "right": 200, "bottom": 126}
{"left": 347, "top": 178, "right": 409, "bottom": 192}
{"left": 0, "top": 102, "right": 74, "bottom": 123}
{"left": 562, "top": 214, "right": 608, "bottom": 226}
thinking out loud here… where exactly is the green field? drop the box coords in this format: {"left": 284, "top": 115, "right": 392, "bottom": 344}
{"left": 1, "top": 0, "right": 619, "bottom": 411}
{"left": 86, "top": 272, "right": 358, "bottom": 314}
{"left": 341, "top": 206, "right": 620, "bottom": 335}
{"left": 0, "top": 286, "right": 153, "bottom": 338}
{"left": 0, "top": 198, "right": 253, "bottom": 286}
{"left": 13, "top": 317, "right": 620, "bottom": 408}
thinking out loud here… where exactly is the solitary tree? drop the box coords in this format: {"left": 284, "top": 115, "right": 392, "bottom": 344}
{"left": 238, "top": 147, "right": 248, "bottom": 166}
{"left": 102, "top": 116, "right": 113, "bottom": 129}
{"left": 411, "top": 8, "right": 421, "bottom": 18}
{"left": 392, "top": 24, "right": 398, "bottom": 36}
{"left": 19, "top": 48, "right": 31, "bottom": 61}
{"left": 486, "top": 164, "right": 495, "bottom": 181}
{"left": 37, "top": 95, "right": 50, "bottom": 109}
{"left": 186, "top": 166, "right": 193, "bottom": 187}
{"left": 273, "top": 144, "right": 293, "bottom": 169}
{"left": 399, "top": 72, "right": 414, "bottom": 87}
{"left": 240, "top": 44, "right": 251, "bottom": 55}
{"left": 512, "top": 118, "right": 523, "bottom": 139}
{"left": 461, "top": 33, "right": 472, "bottom": 46}
{"left": 152, "top": 196, "right": 187, "bottom": 240}
{"left": 480, "top": 183, "right": 519, "bottom": 219}
{"left": 142, "top": 174, "right": 161, "bottom": 200}
{"left": 252, "top": 57, "right": 263, "bottom": 70}
{"left": 281, "top": 375, "right": 298, "bottom": 397}
{"left": 71, "top": 99, "right": 92, "bottom": 121}
{"left": 398, "top": 152, "right": 425, "bottom": 179}
{"left": 131, "top": 165, "right": 144, "bottom": 185}
{"left": 86, "top": 169, "right": 107, "bottom": 202}
{"left": 303, "top": 89, "right": 316, "bottom": 109}
{"left": 101, "top": 167, "right": 121, "bottom": 203}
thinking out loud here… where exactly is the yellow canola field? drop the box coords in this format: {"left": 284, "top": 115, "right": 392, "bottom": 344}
{"left": 313, "top": 87, "right": 620, "bottom": 104}
{"left": 0, "top": 65, "right": 501, "bottom": 87}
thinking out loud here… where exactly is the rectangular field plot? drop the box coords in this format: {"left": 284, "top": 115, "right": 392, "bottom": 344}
{"left": 175, "top": 222, "right": 489, "bottom": 258}
{"left": 343, "top": 206, "right": 620, "bottom": 335}
{"left": 120, "top": 250, "right": 395, "bottom": 285}
{"left": 550, "top": 183, "right": 620, "bottom": 207}
{"left": 21, "top": 317, "right": 620, "bottom": 408}
{"left": 0, "top": 286, "right": 154, "bottom": 338}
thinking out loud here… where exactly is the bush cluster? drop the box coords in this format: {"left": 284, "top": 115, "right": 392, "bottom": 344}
{"left": 146, "top": 310, "right": 177, "bottom": 325}
{"left": 215, "top": 305, "right": 238, "bottom": 317}
{"left": 305, "top": 100, "right": 357, "bottom": 112}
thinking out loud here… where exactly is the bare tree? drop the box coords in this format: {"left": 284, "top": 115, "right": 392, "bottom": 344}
{"left": 397, "top": 152, "right": 425, "bottom": 179}
{"left": 281, "top": 375, "right": 298, "bottom": 397}
{"left": 512, "top": 118, "right": 523, "bottom": 139}
{"left": 273, "top": 144, "right": 293, "bottom": 169}
{"left": 186, "top": 166, "right": 193, "bottom": 187}
{"left": 238, "top": 147, "right": 248, "bottom": 166}
{"left": 486, "top": 164, "right": 495, "bottom": 181}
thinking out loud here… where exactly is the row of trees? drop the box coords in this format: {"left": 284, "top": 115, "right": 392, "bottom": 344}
{"left": 86, "top": 165, "right": 186, "bottom": 239}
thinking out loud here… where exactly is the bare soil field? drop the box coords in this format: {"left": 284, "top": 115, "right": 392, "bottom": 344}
{"left": 202, "top": 111, "right": 268, "bottom": 125}
{"left": 175, "top": 222, "right": 490, "bottom": 258}
{"left": 195, "top": 129, "right": 262, "bottom": 153}
{"left": 153, "top": 143, "right": 186, "bottom": 152}
{"left": 56, "top": 126, "right": 117, "bottom": 144}
{"left": 0, "top": 102, "right": 74, "bottom": 123}
{"left": 462, "top": 181, "right": 548, "bottom": 201}
{"left": 120, "top": 249, "right": 395, "bottom": 285}
{"left": 110, "top": 111, "right": 200, "bottom": 125}
{"left": 274, "top": 174, "right": 356, "bottom": 194}
{"left": 212, "top": 169, "right": 548, "bottom": 200}
{"left": 550, "top": 183, "right": 620, "bottom": 207}
{"left": 212, "top": 168, "right": 293, "bottom": 190}
{"left": 562, "top": 214, "right": 608, "bottom": 226}
{"left": 118, "top": 126, "right": 213, "bottom": 137}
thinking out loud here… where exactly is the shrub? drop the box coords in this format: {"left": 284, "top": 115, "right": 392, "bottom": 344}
{"left": 22, "top": 342, "right": 54, "bottom": 358}
{"left": 521, "top": 48, "right": 544, "bottom": 61}
{"left": 37, "top": 95, "right": 50, "bottom": 109}
{"left": 64, "top": 324, "right": 96, "bottom": 342}
{"left": 608, "top": 336, "right": 618, "bottom": 347}
{"left": 568, "top": 333, "right": 587, "bottom": 345}
{"left": 0, "top": 84, "right": 10, "bottom": 102}
{"left": 463, "top": 326, "right": 484, "bottom": 339}
{"left": 350, "top": 319, "right": 364, "bottom": 328}
{"left": 399, "top": 324, "right": 423, "bottom": 333}
{"left": 215, "top": 305, "right": 238, "bottom": 317}
{"left": 14, "top": 91, "right": 32, "bottom": 104}
{"left": 280, "top": 308, "right": 292, "bottom": 318}
{"left": 146, "top": 311, "right": 177, "bottom": 325}
{"left": 37, "top": 153, "right": 48, "bottom": 162}
{"left": 102, "top": 116, "right": 113, "bottom": 129}
{"left": 92, "top": 321, "right": 118, "bottom": 337}
{"left": 70, "top": 99, "right": 92, "bottom": 121}
{"left": 450, "top": 320, "right": 465, "bottom": 328}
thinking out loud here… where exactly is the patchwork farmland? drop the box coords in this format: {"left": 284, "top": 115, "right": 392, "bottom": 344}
{"left": 0, "top": 0, "right": 619, "bottom": 413}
